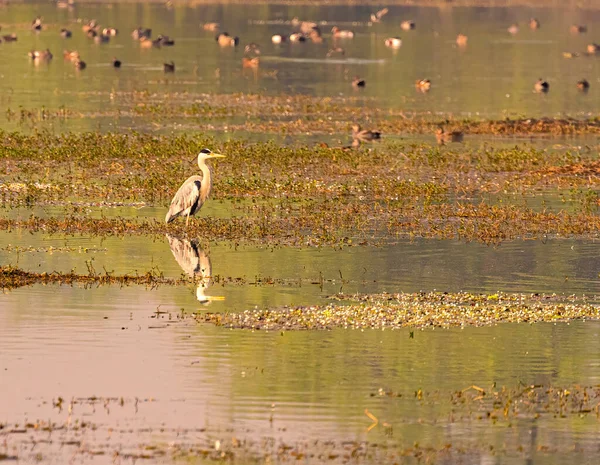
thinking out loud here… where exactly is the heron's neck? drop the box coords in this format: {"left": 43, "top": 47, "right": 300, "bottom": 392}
{"left": 199, "top": 161, "right": 213, "bottom": 203}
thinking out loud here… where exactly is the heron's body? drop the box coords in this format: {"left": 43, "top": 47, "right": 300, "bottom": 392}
{"left": 166, "top": 149, "right": 225, "bottom": 226}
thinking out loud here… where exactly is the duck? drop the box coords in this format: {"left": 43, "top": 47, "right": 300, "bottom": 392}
{"left": 60, "top": 28, "right": 72, "bottom": 38}
{"left": 456, "top": 34, "right": 468, "bottom": 47}
{"left": 562, "top": 51, "right": 580, "bottom": 58}
{"left": 244, "top": 43, "right": 260, "bottom": 55}
{"left": 86, "top": 29, "right": 97, "bottom": 39}
{"left": 272, "top": 34, "right": 286, "bottom": 44}
{"left": 83, "top": 20, "right": 98, "bottom": 33}
{"left": 415, "top": 79, "right": 431, "bottom": 92}
{"left": 290, "top": 32, "right": 306, "bottom": 42}
{"left": 203, "top": 22, "right": 219, "bottom": 32}
{"left": 331, "top": 26, "right": 354, "bottom": 39}
{"left": 435, "top": 127, "right": 463, "bottom": 145}
{"left": 113, "top": 57, "right": 122, "bottom": 68}
{"left": 28, "top": 49, "right": 53, "bottom": 60}
{"left": 299, "top": 21, "right": 319, "bottom": 35}
{"left": 587, "top": 43, "right": 599, "bottom": 55}
{"left": 370, "top": 7, "right": 389, "bottom": 23}
{"left": 74, "top": 59, "right": 86, "bottom": 70}
{"left": 31, "top": 17, "right": 42, "bottom": 31}
{"left": 163, "top": 61, "right": 175, "bottom": 72}
{"left": 140, "top": 37, "right": 161, "bottom": 48}
{"left": 131, "top": 27, "right": 151, "bottom": 40}
{"left": 352, "top": 76, "right": 366, "bottom": 88}
{"left": 534, "top": 78, "right": 549, "bottom": 93}
{"left": 63, "top": 49, "right": 80, "bottom": 61}
{"left": 529, "top": 18, "right": 540, "bottom": 30}
{"left": 570, "top": 25, "right": 587, "bottom": 34}
{"left": 577, "top": 79, "right": 590, "bottom": 91}
{"left": 102, "top": 27, "right": 118, "bottom": 37}
{"left": 157, "top": 34, "right": 175, "bottom": 46}
{"left": 94, "top": 33, "right": 110, "bottom": 44}
{"left": 385, "top": 37, "right": 402, "bottom": 48}
{"left": 352, "top": 124, "right": 381, "bottom": 142}
{"left": 216, "top": 32, "right": 239, "bottom": 47}
{"left": 309, "top": 29, "right": 323, "bottom": 43}
{"left": 242, "top": 56, "right": 259, "bottom": 68}
{"left": 507, "top": 24, "right": 519, "bottom": 35}
{"left": 2, "top": 33, "right": 17, "bottom": 42}
{"left": 400, "top": 20, "right": 415, "bottom": 31}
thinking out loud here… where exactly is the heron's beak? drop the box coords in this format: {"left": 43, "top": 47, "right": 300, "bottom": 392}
{"left": 207, "top": 153, "right": 226, "bottom": 159}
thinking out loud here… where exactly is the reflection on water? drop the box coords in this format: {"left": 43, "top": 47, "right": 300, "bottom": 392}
{"left": 166, "top": 233, "right": 223, "bottom": 304}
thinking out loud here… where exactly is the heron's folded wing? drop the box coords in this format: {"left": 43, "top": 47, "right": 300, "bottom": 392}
{"left": 166, "top": 178, "right": 202, "bottom": 221}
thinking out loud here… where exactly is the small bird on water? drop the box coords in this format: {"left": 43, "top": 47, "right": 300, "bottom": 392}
{"left": 166, "top": 149, "right": 226, "bottom": 226}
{"left": 534, "top": 78, "right": 549, "bottom": 93}
{"left": 352, "top": 124, "right": 381, "bottom": 142}
{"left": 435, "top": 127, "right": 463, "bottom": 145}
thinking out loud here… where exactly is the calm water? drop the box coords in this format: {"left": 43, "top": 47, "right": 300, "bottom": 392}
{"left": 2, "top": 2, "right": 600, "bottom": 464}
{"left": 0, "top": 3, "right": 599, "bottom": 133}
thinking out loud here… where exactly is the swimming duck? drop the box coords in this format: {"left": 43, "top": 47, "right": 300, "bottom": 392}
{"left": 131, "top": 27, "right": 151, "bottom": 40}
{"left": 28, "top": 49, "right": 52, "bottom": 60}
{"left": 352, "top": 76, "right": 366, "bottom": 88}
{"left": 370, "top": 7, "right": 388, "bottom": 23}
{"left": 203, "top": 22, "right": 219, "bottom": 32}
{"left": 587, "top": 43, "right": 599, "bottom": 55}
{"left": 507, "top": 24, "right": 519, "bottom": 35}
{"left": 31, "top": 17, "right": 42, "bottom": 31}
{"left": 86, "top": 29, "right": 97, "bottom": 39}
{"left": 308, "top": 29, "right": 323, "bottom": 44}
{"left": 456, "top": 34, "right": 468, "bottom": 46}
{"left": 2, "top": 33, "right": 17, "bottom": 42}
{"left": 272, "top": 34, "right": 286, "bottom": 44}
{"left": 290, "top": 32, "right": 306, "bottom": 42}
{"left": 352, "top": 124, "right": 381, "bottom": 142}
{"left": 157, "top": 34, "right": 175, "bottom": 46}
{"left": 534, "top": 78, "right": 549, "bottom": 93}
{"left": 415, "top": 79, "right": 431, "bottom": 92}
{"left": 82, "top": 20, "right": 98, "bottom": 33}
{"left": 63, "top": 49, "right": 80, "bottom": 61}
{"left": 94, "top": 33, "right": 110, "bottom": 44}
{"left": 570, "top": 25, "right": 587, "bottom": 34}
{"left": 400, "top": 20, "right": 415, "bottom": 31}
{"left": 331, "top": 26, "right": 354, "bottom": 39}
{"left": 163, "top": 61, "right": 175, "bottom": 72}
{"left": 435, "top": 127, "right": 463, "bottom": 145}
{"left": 242, "top": 56, "right": 259, "bottom": 68}
{"left": 529, "top": 18, "right": 540, "bottom": 30}
{"left": 385, "top": 37, "right": 402, "bottom": 48}
{"left": 60, "top": 28, "right": 72, "bottom": 38}
{"left": 140, "top": 37, "right": 161, "bottom": 48}
{"left": 102, "top": 27, "right": 118, "bottom": 37}
{"left": 577, "top": 79, "right": 590, "bottom": 91}
{"left": 113, "top": 58, "right": 122, "bottom": 68}
{"left": 299, "top": 21, "right": 319, "bottom": 35}
{"left": 216, "top": 33, "right": 238, "bottom": 47}
{"left": 74, "top": 59, "right": 86, "bottom": 70}
{"left": 244, "top": 43, "right": 260, "bottom": 55}
{"left": 562, "top": 51, "right": 580, "bottom": 58}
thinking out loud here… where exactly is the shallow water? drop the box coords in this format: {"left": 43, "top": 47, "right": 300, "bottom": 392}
{"left": 3, "top": 2, "right": 600, "bottom": 463}
{"left": 0, "top": 3, "right": 599, "bottom": 133}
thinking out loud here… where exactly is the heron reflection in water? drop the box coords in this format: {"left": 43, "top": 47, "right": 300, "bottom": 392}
{"left": 166, "top": 234, "right": 224, "bottom": 304}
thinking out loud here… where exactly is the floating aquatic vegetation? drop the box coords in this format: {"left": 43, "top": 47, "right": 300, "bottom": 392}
{"left": 203, "top": 291, "right": 600, "bottom": 330}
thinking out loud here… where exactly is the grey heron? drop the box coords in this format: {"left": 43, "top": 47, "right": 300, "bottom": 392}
{"left": 165, "top": 148, "right": 226, "bottom": 226}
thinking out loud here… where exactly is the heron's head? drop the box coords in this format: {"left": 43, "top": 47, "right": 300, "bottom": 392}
{"left": 194, "top": 148, "right": 226, "bottom": 164}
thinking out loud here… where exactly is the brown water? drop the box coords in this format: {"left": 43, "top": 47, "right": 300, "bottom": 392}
{"left": 3, "top": 2, "right": 600, "bottom": 464}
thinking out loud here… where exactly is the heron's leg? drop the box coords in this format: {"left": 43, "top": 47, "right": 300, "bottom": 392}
{"left": 186, "top": 214, "right": 190, "bottom": 228}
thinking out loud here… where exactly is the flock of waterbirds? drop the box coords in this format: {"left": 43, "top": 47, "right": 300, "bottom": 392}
{"left": 1, "top": 4, "right": 597, "bottom": 146}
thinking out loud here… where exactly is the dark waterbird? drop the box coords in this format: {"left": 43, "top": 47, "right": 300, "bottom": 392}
{"left": 164, "top": 61, "right": 175, "bottom": 72}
